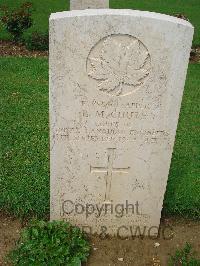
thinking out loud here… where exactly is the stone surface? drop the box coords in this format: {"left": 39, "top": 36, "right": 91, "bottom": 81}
{"left": 49, "top": 9, "right": 193, "bottom": 236}
{"left": 70, "top": 0, "right": 109, "bottom": 10}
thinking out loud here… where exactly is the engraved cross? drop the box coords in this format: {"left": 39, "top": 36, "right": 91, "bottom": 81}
{"left": 90, "top": 148, "right": 130, "bottom": 202}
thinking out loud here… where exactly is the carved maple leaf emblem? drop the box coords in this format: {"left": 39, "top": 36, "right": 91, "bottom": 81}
{"left": 87, "top": 36, "right": 151, "bottom": 96}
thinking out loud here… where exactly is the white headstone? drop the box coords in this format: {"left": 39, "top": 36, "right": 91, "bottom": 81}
{"left": 70, "top": 0, "right": 109, "bottom": 10}
{"left": 50, "top": 9, "right": 193, "bottom": 237}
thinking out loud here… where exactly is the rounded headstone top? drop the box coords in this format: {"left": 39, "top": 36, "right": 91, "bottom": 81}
{"left": 50, "top": 9, "right": 193, "bottom": 29}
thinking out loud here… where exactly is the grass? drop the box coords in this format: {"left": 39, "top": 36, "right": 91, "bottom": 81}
{"left": 0, "top": 57, "right": 200, "bottom": 219}
{"left": 0, "top": 57, "right": 49, "bottom": 218}
{"left": 0, "top": 0, "right": 200, "bottom": 46}
{"left": 164, "top": 63, "right": 200, "bottom": 218}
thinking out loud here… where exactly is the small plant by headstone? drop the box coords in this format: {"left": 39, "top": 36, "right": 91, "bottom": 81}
{"left": 168, "top": 242, "right": 200, "bottom": 266}
{"left": 8, "top": 220, "right": 90, "bottom": 266}
{"left": 25, "top": 31, "right": 49, "bottom": 51}
{"left": 0, "top": 2, "right": 33, "bottom": 43}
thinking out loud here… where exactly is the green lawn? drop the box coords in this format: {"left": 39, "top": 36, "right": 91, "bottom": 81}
{"left": 0, "top": 0, "right": 200, "bottom": 46}
{"left": 0, "top": 57, "right": 200, "bottom": 219}
{"left": 0, "top": 58, "right": 49, "bottom": 218}
{"left": 164, "top": 63, "right": 200, "bottom": 218}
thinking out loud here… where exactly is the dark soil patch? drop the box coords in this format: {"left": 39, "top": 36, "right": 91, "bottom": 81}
{"left": 0, "top": 40, "right": 48, "bottom": 58}
{"left": 85, "top": 217, "right": 200, "bottom": 265}
{"left": 0, "top": 213, "right": 199, "bottom": 266}
{"left": 0, "top": 213, "right": 21, "bottom": 266}
{"left": 0, "top": 40, "right": 200, "bottom": 63}
{"left": 190, "top": 47, "right": 200, "bottom": 63}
